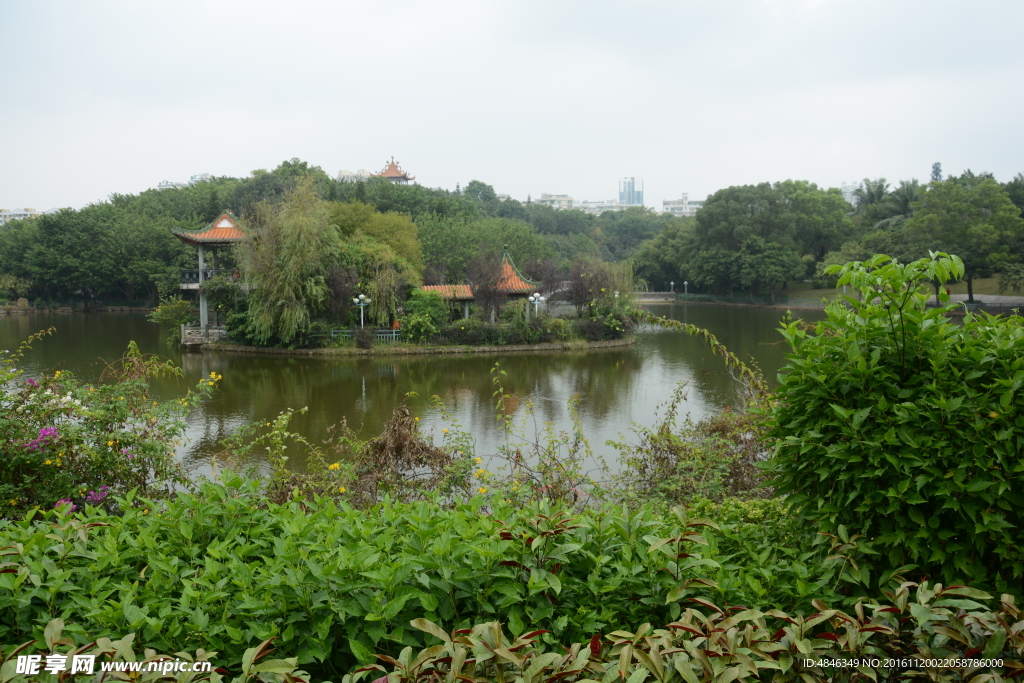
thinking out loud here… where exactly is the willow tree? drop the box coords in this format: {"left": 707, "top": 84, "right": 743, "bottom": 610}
{"left": 238, "top": 177, "right": 340, "bottom": 343}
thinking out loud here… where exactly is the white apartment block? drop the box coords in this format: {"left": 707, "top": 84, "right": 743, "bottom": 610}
{"left": 157, "top": 180, "right": 188, "bottom": 190}
{"left": 840, "top": 182, "right": 859, "bottom": 206}
{"left": 0, "top": 207, "right": 62, "bottom": 226}
{"left": 190, "top": 173, "right": 213, "bottom": 184}
{"left": 535, "top": 193, "right": 574, "bottom": 210}
{"left": 662, "top": 193, "right": 704, "bottom": 218}
{"left": 575, "top": 199, "right": 632, "bottom": 216}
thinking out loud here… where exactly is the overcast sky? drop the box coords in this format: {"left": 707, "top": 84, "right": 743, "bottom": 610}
{"left": 2, "top": 0, "right": 1022, "bottom": 213}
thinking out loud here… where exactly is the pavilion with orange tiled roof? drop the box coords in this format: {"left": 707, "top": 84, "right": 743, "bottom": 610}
{"left": 373, "top": 156, "right": 416, "bottom": 185}
{"left": 172, "top": 212, "right": 246, "bottom": 338}
{"left": 422, "top": 247, "right": 541, "bottom": 320}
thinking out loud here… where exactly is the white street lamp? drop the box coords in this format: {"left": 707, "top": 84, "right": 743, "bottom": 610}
{"left": 670, "top": 281, "right": 674, "bottom": 293}
{"left": 353, "top": 293, "right": 371, "bottom": 328}
{"left": 683, "top": 281, "right": 688, "bottom": 295}
{"left": 528, "top": 292, "right": 546, "bottom": 318}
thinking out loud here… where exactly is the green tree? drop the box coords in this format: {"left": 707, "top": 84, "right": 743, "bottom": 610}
{"left": 327, "top": 201, "right": 423, "bottom": 275}
{"left": 238, "top": 178, "right": 340, "bottom": 344}
{"left": 733, "top": 236, "right": 805, "bottom": 299}
{"left": 463, "top": 180, "right": 500, "bottom": 216}
{"left": 904, "top": 176, "right": 1024, "bottom": 301}
{"left": 1003, "top": 172, "right": 1024, "bottom": 219}
{"left": 776, "top": 180, "right": 854, "bottom": 259}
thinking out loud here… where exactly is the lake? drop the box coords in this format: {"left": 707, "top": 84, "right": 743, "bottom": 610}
{"left": 0, "top": 304, "right": 825, "bottom": 475}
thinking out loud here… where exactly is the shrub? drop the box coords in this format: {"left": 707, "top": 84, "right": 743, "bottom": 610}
{"left": 402, "top": 313, "right": 440, "bottom": 343}
{"left": 353, "top": 327, "right": 374, "bottom": 349}
{"left": 612, "top": 386, "right": 772, "bottom": 508}
{"left": 146, "top": 297, "right": 196, "bottom": 345}
{"left": 0, "top": 332, "right": 218, "bottom": 517}
{"left": 766, "top": 253, "right": 1024, "bottom": 591}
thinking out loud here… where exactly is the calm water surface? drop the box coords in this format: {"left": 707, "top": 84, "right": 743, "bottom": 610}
{"left": 0, "top": 304, "right": 825, "bottom": 474}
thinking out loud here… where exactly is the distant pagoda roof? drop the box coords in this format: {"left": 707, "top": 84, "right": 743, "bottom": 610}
{"left": 172, "top": 212, "right": 246, "bottom": 247}
{"left": 374, "top": 156, "right": 416, "bottom": 183}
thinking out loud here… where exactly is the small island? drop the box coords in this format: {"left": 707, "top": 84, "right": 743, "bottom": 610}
{"left": 153, "top": 177, "right": 642, "bottom": 355}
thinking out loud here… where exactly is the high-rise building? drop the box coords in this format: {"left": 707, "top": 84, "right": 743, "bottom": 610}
{"left": 619, "top": 177, "right": 644, "bottom": 206}
{"left": 840, "top": 182, "right": 859, "bottom": 206}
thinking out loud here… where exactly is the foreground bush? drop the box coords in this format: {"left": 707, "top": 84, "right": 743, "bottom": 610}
{"left": 0, "top": 332, "right": 217, "bottom": 517}
{"left": 767, "top": 253, "right": 1024, "bottom": 592}
{"left": 0, "top": 479, "right": 922, "bottom": 679}
{"left": 4, "top": 586, "right": 1022, "bottom": 682}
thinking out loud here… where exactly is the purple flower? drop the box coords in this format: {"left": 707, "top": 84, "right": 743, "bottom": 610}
{"left": 27, "top": 378, "right": 38, "bottom": 387}
{"left": 54, "top": 498, "right": 76, "bottom": 512}
{"left": 85, "top": 485, "right": 109, "bottom": 505}
{"left": 25, "top": 427, "right": 58, "bottom": 451}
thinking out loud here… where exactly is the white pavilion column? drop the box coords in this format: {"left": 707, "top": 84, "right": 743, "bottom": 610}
{"left": 463, "top": 301, "right": 470, "bottom": 319}
{"left": 197, "top": 244, "right": 209, "bottom": 334}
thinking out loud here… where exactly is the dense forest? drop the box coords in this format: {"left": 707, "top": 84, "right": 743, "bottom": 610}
{"left": 1, "top": 159, "right": 1023, "bottom": 307}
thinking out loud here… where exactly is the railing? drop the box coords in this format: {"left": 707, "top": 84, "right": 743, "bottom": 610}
{"left": 330, "top": 329, "right": 402, "bottom": 343}
{"left": 672, "top": 293, "right": 830, "bottom": 307}
{"left": 180, "top": 269, "right": 240, "bottom": 284}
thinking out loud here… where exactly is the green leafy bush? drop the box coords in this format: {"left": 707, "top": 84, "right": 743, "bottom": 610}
{"left": 351, "top": 585, "right": 1022, "bottom": 683}
{"left": 766, "top": 253, "right": 1024, "bottom": 591}
{"left": 146, "top": 297, "right": 196, "bottom": 345}
{"left": 0, "top": 483, "right": 727, "bottom": 679}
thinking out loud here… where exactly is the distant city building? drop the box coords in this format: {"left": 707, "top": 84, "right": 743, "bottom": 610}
{"left": 662, "top": 193, "right": 704, "bottom": 218}
{"left": 157, "top": 180, "right": 188, "bottom": 191}
{"left": 0, "top": 207, "right": 62, "bottom": 226}
{"left": 575, "top": 199, "right": 631, "bottom": 216}
{"left": 535, "top": 193, "right": 574, "bottom": 210}
{"left": 619, "top": 177, "right": 644, "bottom": 206}
{"left": 496, "top": 193, "right": 511, "bottom": 202}
{"left": 337, "top": 169, "right": 372, "bottom": 182}
{"left": 190, "top": 173, "right": 213, "bottom": 184}
{"left": 840, "top": 182, "right": 859, "bottom": 206}
{"left": 373, "top": 156, "right": 416, "bottom": 184}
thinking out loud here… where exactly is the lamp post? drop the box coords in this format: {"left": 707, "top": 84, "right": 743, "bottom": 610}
{"left": 528, "top": 293, "right": 546, "bottom": 318}
{"left": 670, "top": 281, "right": 674, "bottom": 294}
{"left": 352, "top": 293, "right": 371, "bottom": 328}
{"left": 683, "top": 281, "right": 688, "bottom": 295}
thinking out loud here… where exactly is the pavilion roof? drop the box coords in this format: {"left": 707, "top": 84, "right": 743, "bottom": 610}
{"left": 495, "top": 249, "right": 539, "bottom": 294}
{"left": 422, "top": 249, "right": 540, "bottom": 301}
{"left": 172, "top": 212, "right": 246, "bottom": 247}
{"left": 374, "top": 156, "right": 416, "bottom": 181}
{"left": 422, "top": 284, "right": 474, "bottom": 300}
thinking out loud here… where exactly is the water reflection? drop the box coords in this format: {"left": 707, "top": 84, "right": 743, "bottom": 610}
{"left": 0, "top": 305, "right": 825, "bottom": 472}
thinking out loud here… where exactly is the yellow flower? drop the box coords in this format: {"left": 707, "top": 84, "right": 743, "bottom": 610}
{"left": 54, "top": 370, "right": 61, "bottom": 378}
{"left": 44, "top": 460, "right": 52, "bottom": 465}
{"left": 990, "top": 411, "right": 999, "bottom": 418}
{"left": 478, "top": 487, "right": 488, "bottom": 495}
{"left": 339, "top": 486, "right": 347, "bottom": 493}
{"left": 328, "top": 462, "right": 341, "bottom": 471}
{"left": 107, "top": 440, "right": 114, "bottom": 447}
{"left": 119, "top": 396, "right": 124, "bottom": 400}
{"left": 442, "top": 428, "right": 448, "bottom": 434}
{"left": 209, "top": 372, "right": 216, "bottom": 378}
{"left": 475, "top": 457, "right": 482, "bottom": 464}
{"left": 414, "top": 417, "right": 419, "bottom": 422}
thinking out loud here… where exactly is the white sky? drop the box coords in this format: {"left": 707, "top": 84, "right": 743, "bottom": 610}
{"left": 2, "top": 0, "right": 1022, "bottom": 213}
